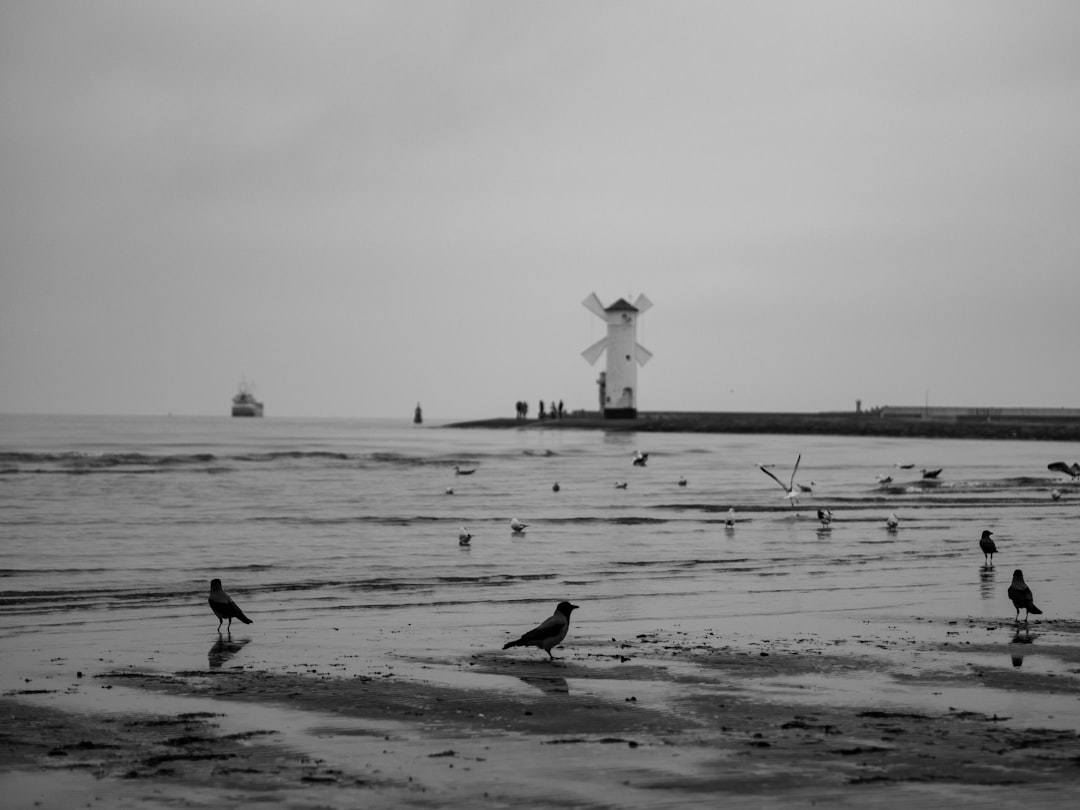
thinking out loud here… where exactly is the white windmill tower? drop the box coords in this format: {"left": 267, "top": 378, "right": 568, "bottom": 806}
{"left": 581, "top": 292, "right": 653, "bottom": 419}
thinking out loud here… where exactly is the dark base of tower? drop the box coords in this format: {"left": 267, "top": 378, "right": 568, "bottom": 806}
{"left": 603, "top": 408, "right": 637, "bottom": 420}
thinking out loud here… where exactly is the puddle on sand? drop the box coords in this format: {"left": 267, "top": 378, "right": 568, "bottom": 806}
{"left": 752, "top": 669, "right": 1080, "bottom": 731}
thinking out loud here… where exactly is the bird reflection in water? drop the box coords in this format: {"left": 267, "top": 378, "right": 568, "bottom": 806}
{"left": 518, "top": 675, "right": 569, "bottom": 695}
{"left": 978, "top": 566, "right": 996, "bottom": 600}
{"left": 209, "top": 634, "right": 250, "bottom": 670}
{"left": 1008, "top": 627, "right": 1036, "bottom": 668}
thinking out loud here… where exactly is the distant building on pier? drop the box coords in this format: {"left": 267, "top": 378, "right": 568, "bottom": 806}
{"left": 581, "top": 293, "right": 653, "bottom": 419}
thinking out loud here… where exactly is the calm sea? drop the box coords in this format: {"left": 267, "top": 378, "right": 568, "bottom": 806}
{"left": 1, "top": 413, "right": 1077, "bottom": 698}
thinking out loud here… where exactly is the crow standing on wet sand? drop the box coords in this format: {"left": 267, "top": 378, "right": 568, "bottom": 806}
{"left": 502, "top": 601, "right": 579, "bottom": 661}
{"left": 979, "top": 530, "right": 997, "bottom": 566}
{"left": 208, "top": 578, "right": 253, "bottom": 631}
{"left": 1007, "top": 570, "right": 1043, "bottom": 623}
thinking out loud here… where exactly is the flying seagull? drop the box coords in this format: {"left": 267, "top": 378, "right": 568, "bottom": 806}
{"left": 458, "top": 527, "right": 473, "bottom": 546}
{"left": 1007, "top": 569, "right": 1043, "bottom": 623}
{"left": 208, "top": 579, "right": 252, "bottom": 631}
{"left": 979, "top": 530, "right": 997, "bottom": 566}
{"left": 760, "top": 454, "right": 805, "bottom": 506}
{"left": 1047, "top": 461, "right": 1080, "bottom": 479}
{"left": 510, "top": 518, "right": 528, "bottom": 534}
{"left": 502, "top": 601, "right": 579, "bottom": 661}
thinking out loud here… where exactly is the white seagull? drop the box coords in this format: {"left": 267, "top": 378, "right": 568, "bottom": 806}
{"left": 510, "top": 518, "right": 528, "bottom": 534}
{"left": 886, "top": 513, "right": 900, "bottom": 531}
{"left": 502, "top": 601, "right": 579, "bottom": 661}
{"left": 724, "top": 508, "right": 736, "bottom": 529}
{"left": 759, "top": 454, "right": 805, "bottom": 506}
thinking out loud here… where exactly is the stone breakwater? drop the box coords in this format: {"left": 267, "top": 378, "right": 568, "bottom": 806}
{"left": 448, "top": 411, "right": 1080, "bottom": 441}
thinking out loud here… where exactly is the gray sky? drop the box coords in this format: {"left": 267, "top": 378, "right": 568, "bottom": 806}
{"left": 2, "top": 1, "right": 1078, "bottom": 419}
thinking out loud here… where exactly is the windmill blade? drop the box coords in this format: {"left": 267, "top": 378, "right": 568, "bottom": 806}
{"left": 581, "top": 336, "right": 608, "bottom": 365}
{"left": 582, "top": 293, "right": 607, "bottom": 319}
{"left": 633, "top": 293, "right": 653, "bottom": 313}
{"left": 635, "top": 343, "right": 653, "bottom": 366}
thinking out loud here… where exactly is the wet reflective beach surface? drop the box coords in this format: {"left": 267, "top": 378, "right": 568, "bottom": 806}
{"left": 2, "top": 415, "right": 1078, "bottom": 807}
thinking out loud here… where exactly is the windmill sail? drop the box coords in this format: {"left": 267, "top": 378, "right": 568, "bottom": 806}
{"left": 581, "top": 336, "right": 608, "bottom": 365}
{"left": 582, "top": 293, "right": 607, "bottom": 319}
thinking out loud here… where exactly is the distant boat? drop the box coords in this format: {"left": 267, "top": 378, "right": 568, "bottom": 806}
{"left": 231, "top": 381, "right": 264, "bottom": 417}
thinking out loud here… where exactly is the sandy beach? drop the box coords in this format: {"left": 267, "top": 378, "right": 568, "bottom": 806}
{"left": 4, "top": 417, "right": 1079, "bottom": 808}
{"left": 4, "top": 609, "right": 1080, "bottom": 809}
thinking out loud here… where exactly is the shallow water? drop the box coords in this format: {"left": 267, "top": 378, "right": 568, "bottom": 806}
{"left": 1, "top": 414, "right": 1078, "bottom": 722}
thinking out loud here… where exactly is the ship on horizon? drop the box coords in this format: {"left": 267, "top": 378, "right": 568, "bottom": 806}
{"left": 231, "top": 381, "right": 264, "bottom": 417}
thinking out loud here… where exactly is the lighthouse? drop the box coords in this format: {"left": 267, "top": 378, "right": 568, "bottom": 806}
{"left": 581, "top": 293, "right": 653, "bottom": 419}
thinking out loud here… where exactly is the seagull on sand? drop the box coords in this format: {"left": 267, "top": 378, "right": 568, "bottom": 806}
{"left": 979, "top": 530, "right": 997, "bottom": 567}
{"left": 208, "top": 579, "right": 253, "bottom": 631}
{"left": 1051, "top": 488, "right": 1061, "bottom": 501}
{"left": 724, "top": 508, "right": 736, "bottom": 529}
{"left": 458, "top": 527, "right": 473, "bottom": 546}
{"left": 921, "top": 468, "right": 943, "bottom": 479}
{"left": 875, "top": 474, "right": 893, "bottom": 485}
{"left": 1007, "top": 570, "right": 1043, "bottom": 623}
{"left": 759, "top": 454, "right": 806, "bottom": 506}
{"left": 510, "top": 518, "right": 528, "bottom": 534}
{"left": 453, "top": 465, "right": 477, "bottom": 475}
{"left": 552, "top": 482, "right": 560, "bottom": 492}
{"left": 886, "top": 513, "right": 900, "bottom": 531}
{"left": 614, "top": 481, "right": 628, "bottom": 489}
{"left": 502, "top": 601, "right": 579, "bottom": 661}
{"left": 632, "top": 451, "right": 649, "bottom": 467}
{"left": 678, "top": 475, "right": 687, "bottom": 487}
{"left": 817, "top": 509, "right": 833, "bottom": 529}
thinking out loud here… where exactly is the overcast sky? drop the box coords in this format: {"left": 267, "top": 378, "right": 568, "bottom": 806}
{"left": 2, "top": 1, "right": 1078, "bottom": 420}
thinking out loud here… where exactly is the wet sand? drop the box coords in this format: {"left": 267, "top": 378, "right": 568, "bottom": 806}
{"left": 4, "top": 614, "right": 1080, "bottom": 809}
